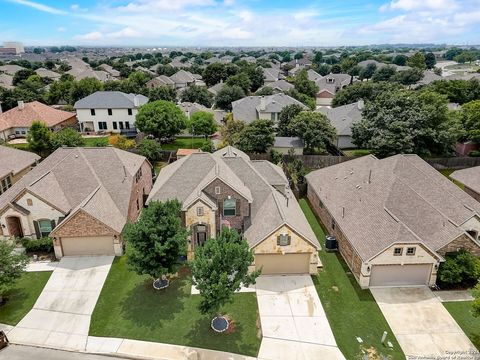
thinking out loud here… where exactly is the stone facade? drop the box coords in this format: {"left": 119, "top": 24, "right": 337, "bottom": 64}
{"left": 438, "top": 233, "right": 480, "bottom": 257}
{"left": 184, "top": 199, "right": 216, "bottom": 259}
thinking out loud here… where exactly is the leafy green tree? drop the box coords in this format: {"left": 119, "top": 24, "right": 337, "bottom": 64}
{"left": 226, "top": 73, "right": 252, "bottom": 93}
{"left": 407, "top": 52, "right": 426, "bottom": 70}
{"left": 372, "top": 66, "right": 397, "bottom": 82}
{"left": 124, "top": 200, "right": 188, "bottom": 281}
{"left": 294, "top": 70, "right": 319, "bottom": 98}
{"left": 255, "top": 86, "right": 274, "bottom": 96}
{"left": 27, "top": 121, "right": 52, "bottom": 156}
{"left": 473, "top": 283, "right": 480, "bottom": 318}
{"left": 188, "top": 111, "right": 217, "bottom": 139}
{"left": 437, "top": 250, "right": 480, "bottom": 286}
{"left": 392, "top": 54, "right": 408, "bottom": 66}
{"left": 352, "top": 90, "right": 462, "bottom": 158}
{"left": 423, "top": 79, "right": 480, "bottom": 105}
{"left": 69, "top": 78, "right": 103, "bottom": 103}
{"left": 0, "top": 242, "right": 29, "bottom": 304}
{"left": 331, "top": 64, "right": 342, "bottom": 73}
{"left": 19, "top": 75, "right": 45, "bottom": 93}
{"left": 148, "top": 85, "right": 176, "bottom": 102}
{"left": 12, "top": 69, "right": 35, "bottom": 86}
{"left": 51, "top": 128, "right": 85, "bottom": 149}
{"left": 454, "top": 51, "right": 477, "bottom": 64}
{"left": 180, "top": 85, "right": 213, "bottom": 107}
{"left": 333, "top": 81, "right": 402, "bottom": 107}
{"left": 44, "top": 77, "right": 73, "bottom": 104}
{"left": 219, "top": 116, "right": 245, "bottom": 147}
{"left": 316, "top": 64, "right": 331, "bottom": 76}
{"left": 203, "top": 63, "right": 238, "bottom": 87}
{"left": 237, "top": 119, "right": 275, "bottom": 153}
{"left": 245, "top": 66, "right": 265, "bottom": 92}
{"left": 425, "top": 52, "right": 436, "bottom": 69}
{"left": 393, "top": 68, "right": 424, "bottom": 86}
{"left": 135, "top": 100, "right": 187, "bottom": 140}
{"left": 286, "top": 89, "right": 316, "bottom": 110}
{"left": 359, "top": 63, "right": 377, "bottom": 81}
{"left": 443, "top": 48, "right": 463, "bottom": 60}
{"left": 138, "top": 139, "right": 163, "bottom": 162}
{"left": 458, "top": 100, "right": 480, "bottom": 141}
{"left": 278, "top": 104, "right": 304, "bottom": 136}
{"left": 0, "top": 88, "right": 39, "bottom": 111}
{"left": 288, "top": 111, "right": 336, "bottom": 153}
{"left": 191, "top": 228, "right": 260, "bottom": 317}
{"left": 215, "top": 85, "right": 245, "bottom": 111}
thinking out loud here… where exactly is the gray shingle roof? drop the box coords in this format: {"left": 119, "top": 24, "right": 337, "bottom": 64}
{"left": 0, "top": 147, "right": 148, "bottom": 233}
{"left": 0, "top": 146, "right": 40, "bottom": 179}
{"left": 317, "top": 102, "right": 363, "bottom": 136}
{"left": 451, "top": 166, "right": 480, "bottom": 195}
{"left": 261, "top": 80, "right": 294, "bottom": 93}
{"left": 74, "top": 91, "right": 148, "bottom": 109}
{"left": 306, "top": 154, "right": 480, "bottom": 261}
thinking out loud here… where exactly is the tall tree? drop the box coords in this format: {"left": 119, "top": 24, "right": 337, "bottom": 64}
{"left": 473, "top": 283, "right": 480, "bottom": 318}
{"left": 13, "top": 69, "right": 35, "bottom": 86}
{"left": 425, "top": 52, "right": 436, "bottom": 69}
{"left": 69, "top": 77, "right": 103, "bottom": 103}
{"left": 0, "top": 242, "right": 28, "bottom": 304}
{"left": 215, "top": 85, "right": 245, "bottom": 111}
{"left": 392, "top": 68, "right": 424, "bottom": 86}
{"left": 458, "top": 100, "right": 480, "bottom": 141}
{"left": 219, "top": 116, "right": 245, "bottom": 147}
{"left": 51, "top": 128, "right": 85, "bottom": 149}
{"left": 278, "top": 104, "right": 304, "bottom": 136}
{"left": 372, "top": 66, "right": 397, "bottom": 82}
{"left": 359, "top": 63, "right": 377, "bottom": 81}
{"left": 191, "top": 228, "right": 260, "bottom": 320}
{"left": 135, "top": 100, "right": 187, "bottom": 140}
{"left": 294, "top": 69, "right": 319, "bottom": 98}
{"left": 407, "top": 52, "right": 426, "bottom": 70}
{"left": 288, "top": 111, "right": 336, "bottom": 153}
{"left": 27, "top": 121, "right": 52, "bottom": 157}
{"left": 148, "top": 86, "right": 176, "bottom": 102}
{"left": 180, "top": 85, "right": 213, "bottom": 107}
{"left": 124, "top": 200, "right": 188, "bottom": 282}
{"left": 226, "top": 73, "right": 252, "bottom": 93}
{"left": 188, "top": 111, "right": 217, "bottom": 139}
{"left": 137, "top": 139, "right": 162, "bottom": 162}
{"left": 237, "top": 119, "right": 275, "bottom": 153}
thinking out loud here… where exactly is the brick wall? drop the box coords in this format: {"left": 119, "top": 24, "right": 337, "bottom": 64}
{"left": 438, "top": 233, "right": 480, "bottom": 257}
{"left": 127, "top": 160, "right": 153, "bottom": 222}
{"left": 203, "top": 178, "right": 250, "bottom": 233}
{"left": 52, "top": 210, "right": 118, "bottom": 237}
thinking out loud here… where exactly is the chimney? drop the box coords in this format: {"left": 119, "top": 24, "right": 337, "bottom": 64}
{"left": 18, "top": 100, "right": 25, "bottom": 110}
{"left": 357, "top": 99, "right": 364, "bottom": 110}
{"left": 133, "top": 95, "right": 140, "bottom": 107}
{"left": 259, "top": 96, "right": 266, "bottom": 111}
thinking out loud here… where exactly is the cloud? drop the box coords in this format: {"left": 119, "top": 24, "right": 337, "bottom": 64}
{"left": 57, "top": 27, "right": 66, "bottom": 32}
{"left": 108, "top": 27, "right": 142, "bottom": 39}
{"left": 74, "top": 31, "right": 103, "bottom": 41}
{"left": 70, "top": 4, "right": 88, "bottom": 12}
{"left": 118, "top": 0, "right": 215, "bottom": 12}
{"left": 380, "top": 0, "right": 459, "bottom": 12}
{"left": 8, "top": 0, "right": 66, "bottom": 14}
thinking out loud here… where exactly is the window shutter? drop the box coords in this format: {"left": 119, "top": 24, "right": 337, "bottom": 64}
{"left": 50, "top": 219, "right": 56, "bottom": 230}
{"left": 33, "top": 220, "right": 41, "bottom": 239}
{"left": 287, "top": 235, "right": 291, "bottom": 245}
{"left": 277, "top": 235, "right": 281, "bottom": 245}
{"left": 57, "top": 216, "right": 65, "bottom": 224}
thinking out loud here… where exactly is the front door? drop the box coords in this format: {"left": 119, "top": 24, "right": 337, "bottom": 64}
{"left": 194, "top": 224, "right": 207, "bottom": 247}
{"left": 6, "top": 216, "right": 23, "bottom": 237}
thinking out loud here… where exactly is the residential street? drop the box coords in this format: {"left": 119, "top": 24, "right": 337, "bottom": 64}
{"left": 0, "top": 344, "right": 123, "bottom": 360}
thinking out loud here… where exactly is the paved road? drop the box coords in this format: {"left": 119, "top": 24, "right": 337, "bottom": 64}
{"left": 0, "top": 344, "right": 123, "bottom": 360}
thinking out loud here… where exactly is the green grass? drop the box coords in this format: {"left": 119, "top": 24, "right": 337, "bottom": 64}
{"left": 443, "top": 301, "right": 480, "bottom": 350}
{"left": 343, "top": 149, "right": 372, "bottom": 157}
{"left": 82, "top": 136, "right": 109, "bottom": 147}
{"left": 438, "top": 169, "right": 465, "bottom": 189}
{"left": 154, "top": 161, "right": 168, "bottom": 176}
{"left": 0, "top": 271, "right": 52, "bottom": 325}
{"left": 90, "top": 257, "right": 261, "bottom": 356}
{"left": 8, "top": 143, "right": 31, "bottom": 151}
{"left": 161, "top": 138, "right": 208, "bottom": 150}
{"left": 299, "top": 199, "right": 405, "bottom": 360}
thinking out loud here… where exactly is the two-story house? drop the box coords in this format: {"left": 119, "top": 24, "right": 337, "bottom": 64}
{"left": 147, "top": 146, "right": 320, "bottom": 275}
{"left": 74, "top": 91, "right": 148, "bottom": 134}
{"left": 0, "top": 147, "right": 153, "bottom": 258}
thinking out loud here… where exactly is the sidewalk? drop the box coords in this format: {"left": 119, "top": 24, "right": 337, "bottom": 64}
{"left": 0, "top": 323, "right": 13, "bottom": 334}
{"left": 434, "top": 290, "right": 474, "bottom": 302}
{"left": 26, "top": 261, "right": 58, "bottom": 272}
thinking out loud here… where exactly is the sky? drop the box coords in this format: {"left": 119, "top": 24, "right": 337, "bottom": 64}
{"left": 0, "top": 0, "right": 479, "bottom": 47}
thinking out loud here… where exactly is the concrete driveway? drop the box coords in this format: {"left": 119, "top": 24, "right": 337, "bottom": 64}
{"left": 256, "top": 275, "right": 345, "bottom": 360}
{"left": 8, "top": 256, "right": 114, "bottom": 352}
{"left": 371, "top": 287, "right": 478, "bottom": 357}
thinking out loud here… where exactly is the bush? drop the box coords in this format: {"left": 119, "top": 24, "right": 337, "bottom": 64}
{"left": 438, "top": 250, "right": 480, "bottom": 287}
{"left": 21, "top": 237, "right": 54, "bottom": 253}
{"left": 108, "top": 134, "right": 136, "bottom": 150}
{"left": 469, "top": 150, "right": 480, "bottom": 157}
{"left": 138, "top": 139, "right": 162, "bottom": 161}
{"left": 270, "top": 148, "right": 283, "bottom": 164}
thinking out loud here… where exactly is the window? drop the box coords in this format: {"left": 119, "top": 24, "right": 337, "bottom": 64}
{"left": 271, "top": 112, "right": 276, "bottom": 121}
{"left": 107, "top": 109, "right": 113, "bottom": 116}
{"left": 90, "top": 109, "right": 96, "bottom": 116}
{"left": 113, "top": 122, "right": 118, "bottom": 130}
{"left": 406, "top": 247, "right": 416, "bottom": 256}
{"left": 215, "top": 186, "right": 221, "bottom": 195}
{"left": 21, "top": 131, "right": 26, "bottom": 134}
{"left": 0, "top": 176, "right": 12, "bottom": 195}
{"left": 197, "top": 207, "right": 204, "bottom": 216}
{"left": 393, "top": 247, "right": 403, "bottom": 256}
{"left": 223, "top": 198, "right": 236, "bottom": 216}
{"left": 277, "top": 234, "right": 291, "bottom": 246}
{"left": 98, "top": 122, "right": 107, "bottom": 130}
{"left": 125, "top": 121, "right": 130, "bottom": 129}
{"left": 119, "top": 122, "right": 124, "bottom": 130}
{"left": 331, "top": 219, "right": 336, "bottom": 230}
{"left": 128, "top": 108, "right": 133, "bottom": 116}
{"left": 26, "top": 198, "right": 33, "bottom": 206}
{"left": 38, "top": 219, "right": 53, "bottom": 237}
{"left": 15, "top": 130, "right": 20, "bottom": 134}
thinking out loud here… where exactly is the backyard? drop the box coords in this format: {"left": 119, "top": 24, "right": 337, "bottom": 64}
{"left": 161, "top": 137, "right": 208, "bottom": 150}
{"left": 438, "top": 169, "right": 465, "bottom": 189}
{"left": 299, "top": 199, "right": 405, "bottom": 360}
{"left": 89, "top": 256, "right": 261, "bottom": 357}
{"left": 0, "top": 271, "right": 52, "bottom": 325}
{"left": 443, "top": 301, "right": 480, "bottom": 350}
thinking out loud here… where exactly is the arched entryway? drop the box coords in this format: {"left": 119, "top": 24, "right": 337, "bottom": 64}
{"left": 6, "top": 216, "right": 23, "bottom": 238}
{"left": 192, "top": 223, "right": 210, "bottom": 248}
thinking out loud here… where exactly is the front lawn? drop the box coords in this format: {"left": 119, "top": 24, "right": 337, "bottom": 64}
{"left": 90, "top": 257, "right": 261, "bottom": 356}
{"left": 0, "top": 271, "right": 52, "bottom": 325}
{"left": 443, "top": 301, "right": 480, "bottom": 350}
{"left": 299, "top": 199, "right": 405, "bottom": 360}
{"left": 161, "top": 137, "right": 208, "bottom": 150}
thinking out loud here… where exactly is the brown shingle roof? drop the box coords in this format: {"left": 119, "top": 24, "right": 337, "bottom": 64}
{"left": 0, "top": 101, "right": 76, "bottom": 132}
{"left": 0, "top": 146, "right": 40, "bottom": 179}
{"left": 450, "top": 166, "right": 480, "bottom": 195}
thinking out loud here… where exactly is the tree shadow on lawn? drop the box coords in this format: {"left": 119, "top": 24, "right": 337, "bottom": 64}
{"left": 120, "top": 275, "right": 188, "bottom": 331}
{"left": 336, "top": 253, "right": 374, "bottom": 303}
{"left": 0, "top": 288, "right": 29, "bottom": 325}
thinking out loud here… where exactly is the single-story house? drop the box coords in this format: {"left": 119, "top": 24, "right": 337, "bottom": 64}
{"left": 0, "top": 146, "right": 40, "bottom": 196}
{"left": 98, "top": 64, "right": 121, "bottom": 78}
{"left": 273, "top": 137, "right": 304, "bottom": 155}
{"left": 0, "top": 147, "right": 153, "bottom": 258}
{"left": 232, "top": 94, "right": 307, "bottom": 124}
{"left": 35, "top": 68, "right": 61, "bottom": 81}
{"left": 0, "top": 64, "right": 25, "bottom": 76}
{"left": 451, "top": 167, "right": 480, "bottom": 202}
{"left": 170, "top": 70, "right": 205, "bottom": 90}
{"left": 317, "top": 101, "right": 363, "bottom": 149}
{"left": 315, "top": 73, "right": 353, "bottom": 106}
{"left": 259, "top": 80, "right": 294, "bottom": 94}
{"left": 146, "top": 75, "right": 175, "bottom": 89}
{"left": 306, "top": 154, "right": 480, "bottom": 288}
{"left": 147, "top": 146, "right": 320, "bottom": 275}
{"left": 0, "top": 101, "right": 77, "bottom": 141}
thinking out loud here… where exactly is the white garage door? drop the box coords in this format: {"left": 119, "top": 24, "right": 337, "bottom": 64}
{"left": 255, "top": 254, "right": 310, "bottom": 275}
{"left": 370, "top": 264, "right": 432, "bottom": 287}
{"left": 61, "top": 236, "right": 115, "bottom": 256}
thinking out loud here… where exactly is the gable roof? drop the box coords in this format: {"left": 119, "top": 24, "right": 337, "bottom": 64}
{"left": 317, "top": 101, "right": 363, "bottom": 136}
{"left": 261, "top": 79, "right": 294, "bottom": 93}
{"left": 0, "top": 147, "right": 148, "bottom": 234}
{"left": 0, "top": 146, "right": 40, "bottom": 179}
{"left": 0, "top": 101, "right": 76, "bottom": 132}
{"left": 170, "top": 70, "right": 197, "bottom": 84}
{"left": 0, "top": 64, "right": 25, "bottom": 75}
{"left": 450, "top": 166, "right": 480, "bottom": 195}
{"left": 148, "top": 146, "right": 319, "bottom": 249}
{"left": 263, "top": 67, "right": 280, "bottom": 82}
{"left": 0, "top": 73, "right": 14, "bottom": 89}
{"left": 35, "top": 68, "right": 61, "bottom": 79}
{"left": 74, "top": 91, "right": 148, "bottom": 109}
{"left": 306, "top": 154, "right": 480, "bottom": 261}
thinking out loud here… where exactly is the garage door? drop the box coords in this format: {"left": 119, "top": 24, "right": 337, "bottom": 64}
{"left": 61, "top": 236, "right": 115, "bottom": 256}
{"left": 255, "top": 254, "right": 310, "bottom": 275}
{"left": 370, "top": 264, "right": 432, "bottom": 287}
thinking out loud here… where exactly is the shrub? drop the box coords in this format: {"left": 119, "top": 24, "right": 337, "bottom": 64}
{"left": 469, "top": 150, "right": 480, "bottom": 157}
{"left": 138, "top": 139, "right": 162, "bottom": 161}
{"left": 270, "top": 148, "right": 283, "bottom": 164}
{"left": 438, "top": 250, "right": 480, "bottom": 286}
{"left": 21, "top": 237, "right": 54, "bottom": 253}
{"left": 108, "top": 134, "right": 136, "bottom": 150}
